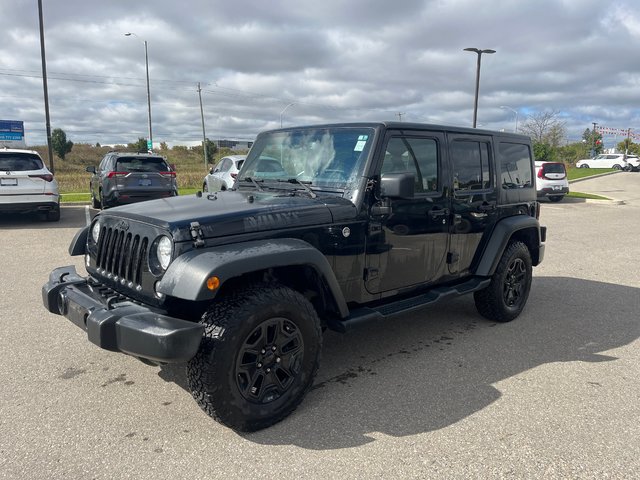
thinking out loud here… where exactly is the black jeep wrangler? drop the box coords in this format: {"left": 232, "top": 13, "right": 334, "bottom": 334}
{"left": 43, "top": 122, "right": 546, "bottom": 431}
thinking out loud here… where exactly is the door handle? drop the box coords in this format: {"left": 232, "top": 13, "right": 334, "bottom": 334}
{"left": 429, "top": 207, "right": 450, "bottom": 218}
{"left": 477, "top": 202, "right": 496, "bottom": 212}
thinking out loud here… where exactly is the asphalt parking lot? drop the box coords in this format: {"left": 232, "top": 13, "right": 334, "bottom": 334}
{"left": 1, "top": 173, "right": 639, "bottom": 479}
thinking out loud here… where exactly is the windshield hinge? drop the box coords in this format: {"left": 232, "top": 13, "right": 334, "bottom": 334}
{"left": 189, "top": 222, "right": 205, "bottom": 247}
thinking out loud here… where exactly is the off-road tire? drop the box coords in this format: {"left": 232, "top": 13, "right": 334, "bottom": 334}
{"left": 187, "top": 284, "right": 322, "bottom": 432}
{"left": 474, "top": 241, "right": 532, "bottom": 322}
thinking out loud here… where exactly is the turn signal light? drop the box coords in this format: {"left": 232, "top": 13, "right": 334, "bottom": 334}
{"left": 206, "top": 276, "right": 220, "bottom": 291}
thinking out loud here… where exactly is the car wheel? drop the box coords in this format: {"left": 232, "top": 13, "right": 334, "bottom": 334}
{"left": 91, "top": 188, "right": 101, "bottom": 209}
{"left": 612, "top": 164, "right": 622, "bottom": 170}
{"left": 548, "top": 195, "right": 564, "bottom": 202}
{"left": 187, "top": 284, "right": 322, "bottom": 432}
{"left": 202, "top": 182, "right": 208, "bottom": 193}
{"left": 45, "top": 206, "right": 60, "bottom": 222}
{"left": 474, "top": 241, "right": 532, "bottom": 322}
{"left": 99, "top": 190, "right": 107, "bottom": 210}
{"left": 579, "top": 164, "right": 589, "bottom": 168}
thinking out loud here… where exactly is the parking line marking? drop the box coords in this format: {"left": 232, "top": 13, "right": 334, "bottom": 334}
{"left": 85, "top": 205, "right": 91, "bottom": 226}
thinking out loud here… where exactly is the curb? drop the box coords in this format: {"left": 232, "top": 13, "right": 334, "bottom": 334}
{"left": 568, "top": 170, "right": 621, "bottom": 184}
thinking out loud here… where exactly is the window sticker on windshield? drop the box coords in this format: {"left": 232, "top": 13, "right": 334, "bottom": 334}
{"left": 354, "top": 140, "right": 367, "bottom": 152}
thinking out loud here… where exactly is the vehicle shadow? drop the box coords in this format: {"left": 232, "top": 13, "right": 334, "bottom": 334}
{"left": 0, "top": 205, "right": 92, "bottom": 229}
{"left": 158, "top": 276, "right": 639, "bottom": 450}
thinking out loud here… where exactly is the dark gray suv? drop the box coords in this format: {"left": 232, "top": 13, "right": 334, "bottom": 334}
{"left": 87, "top": 152, "right": 177, "bottom": 209}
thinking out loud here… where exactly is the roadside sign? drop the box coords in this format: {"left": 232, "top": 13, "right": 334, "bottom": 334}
{"left": 0, "top": 120, "right": 26, "bottom": 147}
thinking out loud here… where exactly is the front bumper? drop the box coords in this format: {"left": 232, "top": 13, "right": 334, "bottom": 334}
{"left": 42, "top": 266, "right": 204, "bottom": 363}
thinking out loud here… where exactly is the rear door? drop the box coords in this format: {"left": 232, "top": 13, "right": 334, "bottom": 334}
{"left": 447, "top": 133, "right": 498, "bottom": 276}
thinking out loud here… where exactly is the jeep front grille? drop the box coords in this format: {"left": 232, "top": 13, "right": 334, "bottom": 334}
{"left": 96, "top": 226, "right": 149, "bottom": 285}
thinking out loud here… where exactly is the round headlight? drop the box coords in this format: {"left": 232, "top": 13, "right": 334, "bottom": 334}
{"left": 91, "top": 221, "right": 101, "bottom": 243}
{"left": 156, "top": 236, "right": 172, "bottom": 271}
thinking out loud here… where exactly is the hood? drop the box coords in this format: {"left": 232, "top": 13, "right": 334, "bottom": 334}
{"left": 98, "top": 189, "right": 354, "bottom": 242}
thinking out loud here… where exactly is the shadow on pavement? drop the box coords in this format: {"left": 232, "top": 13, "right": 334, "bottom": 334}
{"left": 0, "top": 205, "right": 93, "bottom": 230}
{"left": 160, "top": 276, "right": 639, "bottom": 449}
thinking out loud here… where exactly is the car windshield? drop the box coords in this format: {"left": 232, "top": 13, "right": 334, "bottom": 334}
{"left": 0, "top": 153, "right": 44, "bottom": 171}
{"left": 115, "top": 156, "right": 170, "bottom": 172}
{"left": 239, "top": 127, "right": 375, "bottom": 190}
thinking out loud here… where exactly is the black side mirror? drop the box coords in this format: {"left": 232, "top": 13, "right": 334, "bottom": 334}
{"left": 86, "top": 166, "right": 96, "bottom": 174}
{"left": 380, "top": 173, "right": 415, "bottom": 199}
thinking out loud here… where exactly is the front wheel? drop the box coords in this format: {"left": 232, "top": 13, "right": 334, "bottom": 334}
{"left": 579, "top": 164, "right": 589, "bottom": 168}
{"left": 187, "top": 285, "right": 322, "bottom": 431}
{"left": 474, "top": 241, "right": 532, "bottom": 322}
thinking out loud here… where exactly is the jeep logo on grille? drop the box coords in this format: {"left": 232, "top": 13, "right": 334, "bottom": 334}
{"left": 115, "top": 220, "right": 129, "bottom": 231}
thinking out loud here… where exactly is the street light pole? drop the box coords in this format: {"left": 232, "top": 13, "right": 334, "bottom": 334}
{"left": 280, "top": 103, "right": 295, "bottom": 128}
{"left": 464, "top": 47, "right": 496, "bottom": 128}
{"left": 125, "top": 33, "right": 153, "bottom": 152}
{"left": 500, "top": 105, "right": 518, "bottom": 132}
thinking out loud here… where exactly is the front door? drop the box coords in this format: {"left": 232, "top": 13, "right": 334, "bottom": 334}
{"left": 365, "top": 131, "right": 450, "bottom": 294}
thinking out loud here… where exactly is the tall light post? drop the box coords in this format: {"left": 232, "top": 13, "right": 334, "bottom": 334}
{"left": 464, "top": 47, "right": 496, "bottom": 128}
{"left": 500, "top": 105, "right": 518, "bottom": 132}
{"left": 280, "top": 103, "right": 295, "bottom": 128}
{"left": 125, "top": 32, "right": 153, "bottom": 151}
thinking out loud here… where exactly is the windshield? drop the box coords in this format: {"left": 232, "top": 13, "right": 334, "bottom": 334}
{"left": 240, "top": 127, "right": 375, "bottom": 190}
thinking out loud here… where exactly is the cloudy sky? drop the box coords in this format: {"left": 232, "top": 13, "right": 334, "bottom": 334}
{"left": 1, "top": 0, "right": 639, "bottom": 149}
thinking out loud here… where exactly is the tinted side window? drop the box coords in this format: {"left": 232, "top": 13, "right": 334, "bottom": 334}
{"left": 381, "top": 137, "right": 439, "bottom": 193}
{"left": 450, "top": 140, "right": 491, "bottom": 192}
{"left": 499, "top": 142, "right": 533, "bottom": 189}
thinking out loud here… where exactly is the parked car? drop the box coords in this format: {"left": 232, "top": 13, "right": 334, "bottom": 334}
{"left": 203, "top": 155, "right": 246, "bottom": 192}
{"left": 535, "top": 161, "right": 569, "bottom": 202}
{"left": 0, "top": 148, "right": 60, "bottom": 221}
{"left": 624, "top": 155, "right": 640, "bottom": 172}
{"left": 44, "top": 122, "right": 546, "bottom": 432}
{"left": 87, "top": 152, "right": 177, "bottom": 209}
{"left": 576, "top": 154, "right": 629, "bottom": 170}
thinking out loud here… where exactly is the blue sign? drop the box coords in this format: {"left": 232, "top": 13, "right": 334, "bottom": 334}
{"left": 0, "top": 120, "right": 25, "bottom": 146}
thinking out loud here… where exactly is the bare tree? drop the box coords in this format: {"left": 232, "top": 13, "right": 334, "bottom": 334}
{"left": 520, "top": 110, "right": 566, "bottom": 147}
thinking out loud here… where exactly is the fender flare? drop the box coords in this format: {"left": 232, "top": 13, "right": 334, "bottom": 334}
{"left": 156, "top": 238, "right": 349, "bottom": 317}
{"left": 475, "top": 216, "right": 543, "bottom": 276}
{"left": 68, "top": 226, "right": 89, "bottom": 256}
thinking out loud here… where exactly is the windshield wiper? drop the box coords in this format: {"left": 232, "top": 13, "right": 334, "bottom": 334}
{"left": 285, "top": 178, "right": 317, "bottom": 198}
{"left": 241, "top": 176, "right": 264, "bottom": 191}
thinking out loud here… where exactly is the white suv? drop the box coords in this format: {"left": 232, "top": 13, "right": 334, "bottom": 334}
{"left": 535, "top": 161, "right": 569, "bottom": 202}
{"left": 576, "top": 153, "right": 630, "bottom": 170}
{"left": 0, "top": 148, "right": 60, "bottom": 221}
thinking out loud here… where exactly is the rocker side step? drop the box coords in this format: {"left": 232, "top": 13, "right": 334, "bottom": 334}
{"left": 329, "top": 276, "right": 490, "bottom": 333}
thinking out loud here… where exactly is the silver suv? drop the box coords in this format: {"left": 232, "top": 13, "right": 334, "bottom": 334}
{"left": 87, "top": 152, "right": 177, "bottom": 209}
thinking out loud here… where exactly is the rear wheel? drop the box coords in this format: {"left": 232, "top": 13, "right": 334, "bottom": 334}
{"left": 579, "top": 164, "right": 589, "bottom": 168}
{"left": 549, "top": 195, "right": 564, "bottom": 202}
{"left": 187, "top": 285, "right": 322, "bottom": 431}
{"left": 202, "top": 182, "right": 208, "bottom": 192}
{"left": 474, "top": 241, "right": 532, "bottom": 322}
{"left": 612, "top": 164, "right": 622, "bottom": 170}
{"left": 45, "top": 206, "right": 60, "bottom": 222}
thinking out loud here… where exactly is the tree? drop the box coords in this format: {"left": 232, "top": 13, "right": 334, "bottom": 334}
{"left": 519, "top": 110, "right": 566, "bottom": 147}
{"left": 582, "top": 128, "right": 603, "bottom": 156}
{"left": 616, "top": 139, "right": 640, "bottom": 156}
{"left": 128, "top": 138, "right": 148, "bottom": 152}
{"left": 51, "top": 128, "right": 73, "bottom": 160}
{"left": 190, "top": 138, "right": 218, "bottom": 164}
